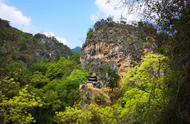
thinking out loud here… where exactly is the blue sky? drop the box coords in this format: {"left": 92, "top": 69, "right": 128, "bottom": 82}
{"left": 0, "top": 0, "right": 143, "bottom": 48}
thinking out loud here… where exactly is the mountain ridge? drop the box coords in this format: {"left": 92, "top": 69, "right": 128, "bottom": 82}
{"left": 0, "top": 18, "right": 72, "bottom": 67}
{"left": 72, "top": 46, "right": 81, "bottom": 53}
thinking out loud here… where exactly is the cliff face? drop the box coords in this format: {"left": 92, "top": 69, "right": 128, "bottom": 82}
{"left": 81, "top": 19, "right": 155, "bottom": 78}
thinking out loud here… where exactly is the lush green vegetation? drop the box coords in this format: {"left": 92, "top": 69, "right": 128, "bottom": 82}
{"left": 0, "top": 0, "right": 190, "bottom": 123}
{"left": 49, "top": 2, "right": 190, "bottom": 123}
{"left": 0, "top": 19, "right": 88, "bottom": 123}
{"left": 54, "top": 53, "right": 172, "bottom": 124}
{"left": 0, "top": 55, "right": 87, "bottom": 123}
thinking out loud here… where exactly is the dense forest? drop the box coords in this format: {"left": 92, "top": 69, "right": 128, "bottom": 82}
{"left": 0, "top": 0, "right": 190, "bottom": 124}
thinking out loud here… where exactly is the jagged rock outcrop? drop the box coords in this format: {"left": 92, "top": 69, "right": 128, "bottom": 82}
{"left": 0, "top": 19, "right": 72, "bottom": 66}
{"left": 34, "top": 33, "right": 71, "bottom": 61}
{"left": 81, "top": 19, "right": 156, "bottom": 81}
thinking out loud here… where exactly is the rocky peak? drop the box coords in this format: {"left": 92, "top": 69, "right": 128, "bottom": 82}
{"left": 0, "top": 19, "right": 72, "bottom": 66}
{"left": 34, "top": 33, "right": 72, "bottom": 61}
{"left": 81, "top": 19, "right": 156, "bottom": 83}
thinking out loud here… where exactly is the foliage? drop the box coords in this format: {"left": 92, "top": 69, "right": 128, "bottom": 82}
{"left": 31, "top": 71, "right": 49, "bottom": 88}
{"left": 54, "top": 54, "right": 172, "bottom": 124}
{"left": 164, "top": 5, "right": 190, "bottom": 123}
{"left": 88, "top": 104, "right": 121, "bottom": 124}
{"left": 122, "top": 1, "right": 190, "bottom": 122}
{"left": 1, "top": 1, "right": 189, "bottom": 122}
{"left": 54, "top": 104, "right": 122, "bottom": 124}
{"left": 43, "top": 69, "right": 87, "bottom": 109}
{"left": 54, "top": 107, "right": 92, "bottom": 124}
{"left": 0, "top": 87, "right": 43, "bottom": 124}
{"left": 120, "top": 53, "right": 172, "bottom": 123}
{"left": 30, "top": 61, "right": 48, "bottom": 74}
{"left": 46, "top": 57, "right": 76, "bottom": 80}
{"left": 69, "top": 52, "right": 81, "bottom": 64}
{"left": 87, "top": 28, "right": 95, "bottom": 39}
{"left": 106, "top": 68, "right": 120, "bottom": 89}
{"left": 95, "top": 95, "right": 105, "bottom": 105}
{"left": 0, "top": 77, "right": 19, "bottom": 98}
{"left": 58, "top": 69, "right": 87, "bottom": 106}
{"left": 5, "top": 60, "right": 31, "bottom": 85}
{"left": 0, "top": 28, "right": 86, "bottom": 124}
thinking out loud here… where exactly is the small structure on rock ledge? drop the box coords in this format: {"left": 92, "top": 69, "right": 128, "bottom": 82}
{"left": 87, "top": 73, "right": 102, "bottom": 88}
{"left": 79, "top": 73, "right": 111, "bottom": 106}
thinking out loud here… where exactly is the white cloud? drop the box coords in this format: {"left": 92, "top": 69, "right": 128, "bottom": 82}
{"left": 93, "top": 0, "right": 145, "bottom": 24}
{"left": 0, "top": 1, "right": 31, "bottom": 26}
{"left": 43, "top": 32, "right": 69, "bottom": 46}
{"left": 0, "top": 0, "right": 72, "bottom": 48}
{"left": 0, "top": 0, "right": 38, "bottom": 33}
{"left": 0, "top": 1, "right": 70, "bottom": 47}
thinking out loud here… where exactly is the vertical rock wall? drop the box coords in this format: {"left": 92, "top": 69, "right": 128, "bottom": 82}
{"left": 81, "top": 19, "right": 155, "bottom": 83}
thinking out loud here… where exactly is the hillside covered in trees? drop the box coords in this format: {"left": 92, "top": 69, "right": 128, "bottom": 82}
{"left": 0, "top": 19, "right": 86, "bottom": 124}
{"left": 0, "top": 0, "right": 190, "bottom": 123}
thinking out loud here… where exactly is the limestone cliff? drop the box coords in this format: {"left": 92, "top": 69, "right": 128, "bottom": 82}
{"left": 80, "top": 19, "right": 156, "bottom": 81}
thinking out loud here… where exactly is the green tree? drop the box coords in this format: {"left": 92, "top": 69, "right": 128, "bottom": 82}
{"left": 0, "top": 86, "right": 43, "bottom": 124}
{"left": 31, "top": 61, "right": 48, "bottom": 74}
{"left": 42, "top": 69, "right": 87, "bottom": 111}
{"left": 70, "top": 52, "right": 81, "bottom": 64}
{"left": 106, "top": 68, "right": 120, "bottom": 89}
{"left": 0, "top": 77, "right": 19, "bottom": 98}
{"left": 87, "top": 28, "right": 95, "bottom": 39}
{"left": 56, "top": 69, "right": 88, "bottom": 107}
{"left": 120, "top": 53, "right": 172, "bottom": 123}
{"left": 88, "top": 104, "right": 121, "bottom": 124}
{"left": 54, "top": 107, "right": 92, "bottom": 124}
{"left": 5, "top": 61, "right": 31, "bottom": 85}
{"left": 31, "top": 71, "right": 49, "bottom": 88}
{"left": 46, "top": 57, "right": 76, "bottom": 80}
